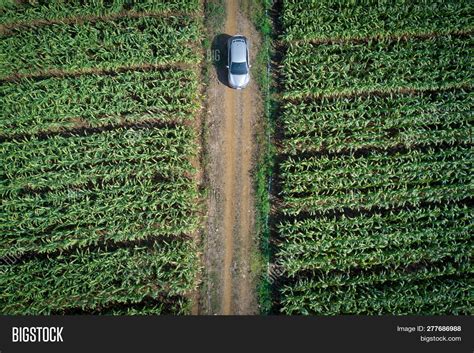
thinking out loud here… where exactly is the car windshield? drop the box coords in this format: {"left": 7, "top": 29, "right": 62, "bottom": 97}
{"left": 230, "top": 62, "right": 248, "bottom": 75}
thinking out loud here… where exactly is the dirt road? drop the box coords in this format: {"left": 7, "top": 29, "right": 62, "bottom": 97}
{"left": 200, "top": 0, "right": 260, "bottom": 315}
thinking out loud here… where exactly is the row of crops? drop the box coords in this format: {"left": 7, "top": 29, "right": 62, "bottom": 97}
{"left": 272, "top": 0, "right": 473, "bottom": 314}
{"left": 0, "top": 0, "right": 201, "bottom": 25}
{"left": 0, "top": 15, "right": 201, "bottom": 77}
{"left": 281, "top": 0, "right": 473, "bottom": 42}
{"left": 0, "top": 0, "right": 203, "bottom": 314}
{"left": 1, "top": 69, "right": 200, "bottom": 136}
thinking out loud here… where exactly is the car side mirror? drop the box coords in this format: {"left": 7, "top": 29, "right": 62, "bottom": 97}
{"left": 249, "top": 64, "right": 252, "bottom": 68}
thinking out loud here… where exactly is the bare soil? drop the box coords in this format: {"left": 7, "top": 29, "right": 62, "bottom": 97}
{"left": 200, "top": 0, "right": 261, "bottom": 315}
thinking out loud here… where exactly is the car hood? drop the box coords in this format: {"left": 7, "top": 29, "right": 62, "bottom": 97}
{"left": 229, "top": 73, "right": 249, "bottom": 88}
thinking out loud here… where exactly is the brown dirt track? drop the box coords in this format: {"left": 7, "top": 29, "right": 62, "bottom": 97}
{"left": 199, "top": 0, "right": 261, "bottom": 315}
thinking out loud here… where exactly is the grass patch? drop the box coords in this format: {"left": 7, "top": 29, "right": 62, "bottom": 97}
{"left": 247, "top": 0, "right": 274, "bottom": 315}
{"left": 204, "top": 0, "right": 225, "bottom": 36}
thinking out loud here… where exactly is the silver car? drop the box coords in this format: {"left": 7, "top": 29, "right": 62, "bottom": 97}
{"left": 227, "top": 35, "right": 250, "bottom": 89}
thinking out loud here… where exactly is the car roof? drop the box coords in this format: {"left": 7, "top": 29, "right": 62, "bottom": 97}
{"left": 230, "top": 37, "right": 247, "bottom": 63}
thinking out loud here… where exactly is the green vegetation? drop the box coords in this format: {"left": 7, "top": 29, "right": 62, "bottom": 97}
{"left": 1, "top": 16, "right": 201, "bottom": 77}
{"left": 0, "top": 0, "right": 200, "bottom": 25}
{"left": 273, "top": 0, "right": 473, "bottom": 314}
{"left": 0, "top": 242, "right": 198, "bottom": 314}
{"left": 0, "top": 0, "right": 203, "bottom": 314}
{"left": 249, "top": 0, "right": 274, "bottom": 314}
{"left": 281, "top": 0, "right": 473, "bottom": 41}
{"left": 204, "top": 0, "right": 225, "bottom": 34}
{"left": 280, "top": 146, "right": 471, "bottom": 214}
{"left": 1, "top": 127, "right": 200, "bottom": 257}
{"left": 1, "top": 69, "right": 200, "bottom": 136}
{"left": 283, "top": 36, "right": 472, "bottom": 98}
{"left": 282, "top": 90, "right": 472, "bottom": 153}
{"left": 278, "top": 204, "right": 472, "bottom": 274}
{"left": 281, "top": 274, "right": 471, "bottom": 315}
{"left": 2, "top": 0, "right": 472, "bottom": 316}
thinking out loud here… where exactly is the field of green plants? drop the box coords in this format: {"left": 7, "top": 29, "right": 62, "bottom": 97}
{"left": 273, "top": 0, "right": 473, "bottom": 314}
{"left": 0, "top": 0, "right": 203, "bottom": 314}
{"left": 1, "top": 0, "right": 472, "bottom": 316}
